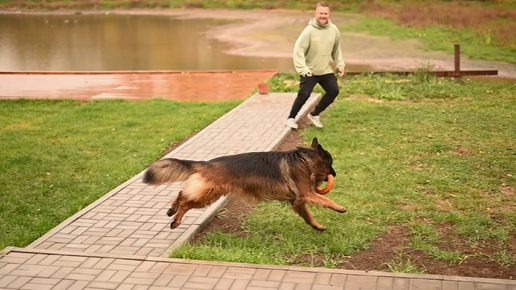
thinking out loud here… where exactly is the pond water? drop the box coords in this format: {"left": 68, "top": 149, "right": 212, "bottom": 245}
{"left": 0, "top": 13, "right": 296, "bottom": 72}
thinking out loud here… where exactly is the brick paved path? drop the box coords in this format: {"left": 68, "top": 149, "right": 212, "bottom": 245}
{"left": 1, "top": 92, "right": 515, "bottom": 289}
{"left": 27, "top": 92, "right": 314, "bottom": 258}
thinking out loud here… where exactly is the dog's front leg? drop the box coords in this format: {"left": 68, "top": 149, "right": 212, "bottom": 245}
{"left": 305, "top": 193, "right": 347, "bottom": 213}
{"left": 292, "top": 203, "right": 326, "bottom": 231}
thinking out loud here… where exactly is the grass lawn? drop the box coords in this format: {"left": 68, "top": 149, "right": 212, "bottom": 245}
{"left": 172, "top": 73, "right": 516, "bottom": 272}
{"left": 340, "top": 16, "right": 516, "bottom": 64}
{"left": 0, "top": 98, "right": 240, "bottom": 250}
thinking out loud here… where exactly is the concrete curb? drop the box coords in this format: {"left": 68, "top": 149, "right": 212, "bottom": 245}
{"left": 7, "top": 247, "right": 516, "bottom": 285}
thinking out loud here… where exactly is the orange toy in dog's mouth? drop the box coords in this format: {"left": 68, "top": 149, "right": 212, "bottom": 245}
{"left": 316, "top": 174, "right": 334, "bottom": 195}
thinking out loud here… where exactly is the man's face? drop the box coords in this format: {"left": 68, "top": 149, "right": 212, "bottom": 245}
{"left": 315, "top": 6, "right": 330, "bottom": 25}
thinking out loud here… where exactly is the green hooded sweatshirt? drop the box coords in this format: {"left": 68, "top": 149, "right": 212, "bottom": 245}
{"left": 293, "top": 18, "right": 345, "bottom": 77}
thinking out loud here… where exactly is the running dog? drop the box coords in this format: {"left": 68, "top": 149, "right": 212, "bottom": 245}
{"left": 143, "top": 138, "right": 346, "bottom": 230}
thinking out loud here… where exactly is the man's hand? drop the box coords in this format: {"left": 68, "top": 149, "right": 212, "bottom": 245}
{"left": 306, "top": 72, "right": 313, "bottom": 77}
{"left": 338, "top": 68, "right": 345, "bottom": 77}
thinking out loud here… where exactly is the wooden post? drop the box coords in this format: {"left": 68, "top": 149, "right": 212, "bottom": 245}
{"left": 454, "top": 44, "right": 460, "bottom": 76}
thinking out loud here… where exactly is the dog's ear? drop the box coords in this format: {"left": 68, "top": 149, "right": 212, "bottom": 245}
{"left": 311, "top": 137, "right": 319, "bottom": 149}
{"left": 316, "top": 144, "right": 327, "bottom": 157}
{"left": 312, "top": 138, "right": 328, "bottom": 157}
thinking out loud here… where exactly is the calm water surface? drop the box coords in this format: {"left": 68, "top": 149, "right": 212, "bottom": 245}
{"left": 0, "top": 13, "right": 295, "bottom": 72}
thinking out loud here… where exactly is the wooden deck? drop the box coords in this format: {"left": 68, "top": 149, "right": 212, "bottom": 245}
{"left": 0, "top": 70, "right": 278, "bottom": 101}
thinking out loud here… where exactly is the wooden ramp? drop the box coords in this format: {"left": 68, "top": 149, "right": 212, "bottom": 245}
{"left": 0, "top": 70, "right": 278, "bottom": 102}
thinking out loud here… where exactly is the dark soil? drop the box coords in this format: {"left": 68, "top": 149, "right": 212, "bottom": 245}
{"left": 190, "top": 118, "right": 516, "bottom": 280}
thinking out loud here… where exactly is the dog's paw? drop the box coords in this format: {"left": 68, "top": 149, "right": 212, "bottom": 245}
{"left": 313, "top": 224, "right": 327, "bottom": 231}
{"left": 166, "top": 208, "right": 176, "bottom": 217}
{"left": 170, "top": 220, "right": 179, "bottom": 229}
{"left": 337, "top": 207, "right": 347, "bottom": 213}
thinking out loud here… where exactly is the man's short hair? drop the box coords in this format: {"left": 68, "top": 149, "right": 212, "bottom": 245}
{"left": 316, "top": 1, "right": 329, "bottom": 8}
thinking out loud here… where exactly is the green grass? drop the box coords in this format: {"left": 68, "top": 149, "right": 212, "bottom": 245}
{"left": 384, "top": 249, "right": 427, "bottom": 274}
{"left": 0, "top": 98, "right": 240, "bottom": 250}
{"left": 340, "top": 17, "right": 516, "bottom": 64}
{"left": 172, "top": 72, "right": 516, "bottom": 272}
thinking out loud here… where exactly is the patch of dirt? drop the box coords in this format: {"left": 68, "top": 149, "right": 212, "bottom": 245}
{"left": 191, "top": 116, "right": 516, "bottom": 280}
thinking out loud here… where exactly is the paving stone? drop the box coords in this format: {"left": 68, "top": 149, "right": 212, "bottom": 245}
{"left": 184, "top": 276, "right": 220, "bottom": 289}
{"left": 70, "top": 280, "right": 89, "bottom": 290}
{"left": 53, "top": 279, "right": 75, "bottom": 290}
{"left": 311, "top": 284, "right": 344, "bottom": 290}
{"left": 283, "top": 272, "right": 315, "bottom": 284}
{"left": 10, "top": 265, "right": 47, "bottom": 276}
{"left": 442, "top": 280, "right": 459, "bottom": 290}
{"left": 0, "top": 275, "right": 17, "bottom": 288}
{"left": 392, "top": 278, "right": 410, "bottom": 290}
{"left": 252, "top": 269, "right": 271, "bottom": 281}
{"left": 50, "top": 266, "right": 75, "bottom": 279}
{"left": 94, "top": 270, "right": 117, "bottom": 282}
{"left": 65, "top": 272, "right": 98, "bottom": 281}
{"left": 6, "top": 276, "right": 32, "bottom": 289}
{"left": 29, "top": 277, "right": 61, "bottom": 285}
{"left": 410, "top": 279, "right": 442, "bottom": 290}
{"left": 278, "top": 282, "right": 296, "bottom": 290}
{"left": 0, "top": 264, "right": 18, "bottom": 275}
{"left": 168, "top": 275, "right": 189, "bottom": 288}
{"left": 134, "top": 248, "right": 154, "bottom": 256}
{"left": 87, "top": 281, "right": 121, "bottom": 289}
{"left": 152, "top": 273, "right": 175, "bottom": 287}
{"left": 377, "top": 277, "right": 394, "bottom": 290}
{"left": 19, "top": 282, "right": 54, "bottom": 290}
{"left": 192, "top": 265, "right": 214, "bottom": 277}
{"left": 248, "top": 279, "right": 281, "bottom": 289}
{"left": 229, "top": 279, "right": 250, "bottom": 290}
{"left": 267, "top": 270, "right": 286, "bottom": 282}
{"left": 457, "top": 282, "right": 475, "bottom": 290}
{"left": 214, "top": 278, "right": 234, "bottom": 290}
{"left": 476, "top": 283, "right": 508, "bottom": 290}
{"left": 207, "top": 266, "right": 227, "bottom": 279}
{"left": 24, "top": 254, "right": 47, "bottom": 265}
{"left": 330, "top": 274, "right": 347, "bottom": 287}
{"left": 293, "top": 283, "right": 312, "bottom": 290}
{"left": 92, "top": 258, "right": 115, "bottom": 270}
{"left": 110, "top": 271, "right": 132, "bottom": 283}
{"left": 314, "top": 272, "right": 332, "bottom": 285}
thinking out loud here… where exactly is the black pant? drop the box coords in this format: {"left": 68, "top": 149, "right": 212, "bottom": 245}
{"left": 287, "top": 73, "right": 340, "bottom": 119}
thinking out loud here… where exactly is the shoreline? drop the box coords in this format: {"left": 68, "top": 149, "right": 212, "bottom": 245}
{"left": 2, "top": 8, "right": 515, "bottom": 78}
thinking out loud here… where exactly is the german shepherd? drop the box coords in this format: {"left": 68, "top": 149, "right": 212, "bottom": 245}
{"left": 143, "top": 138, "right": 347, "bottom": 231}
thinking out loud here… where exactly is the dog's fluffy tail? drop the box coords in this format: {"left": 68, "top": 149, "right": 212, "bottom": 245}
{"left": 143, "top": 158, "right": 197, "bottom": 185}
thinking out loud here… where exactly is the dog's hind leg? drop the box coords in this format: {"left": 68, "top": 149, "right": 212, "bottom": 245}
{"left": 169, "top": 201, "right": 199, "bottom": 229}
{"left": 305, "top": 193, "right": 347, "bottom": 213}
{"left": 169, "top": 187, "right": 222, "bottom": 229}
{"left": 170, "top": 199, "right": 211, "bottom": 229}
{"left": 166, "top": 191, "right": 184, "bottom": 217}
{"left": 292, "top": 203, "right": 326, "bottom": 231}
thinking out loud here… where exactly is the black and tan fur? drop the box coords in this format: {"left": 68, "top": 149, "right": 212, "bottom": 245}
{"left": 143, "top": 138, "right": 346, "bottom": 230}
